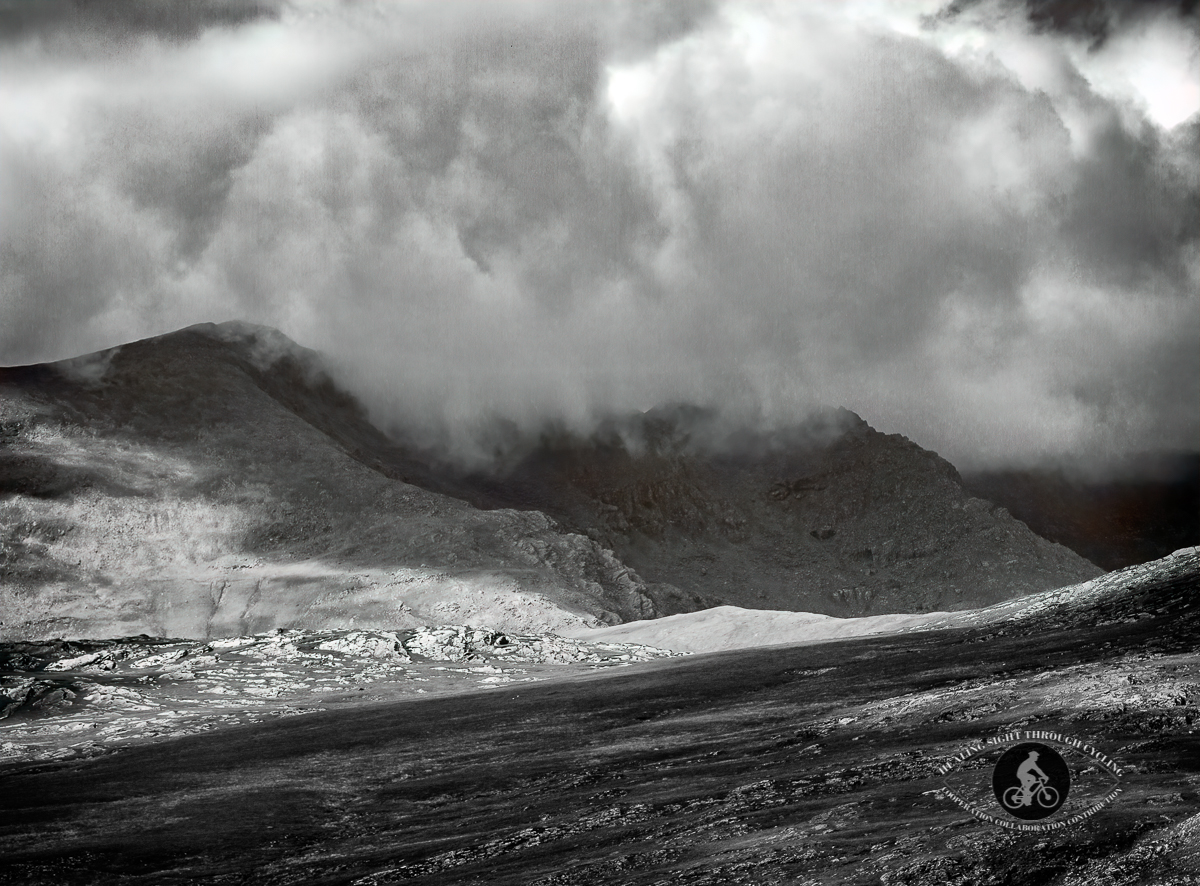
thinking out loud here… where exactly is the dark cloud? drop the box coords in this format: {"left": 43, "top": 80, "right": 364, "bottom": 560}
{"left": 0, "top": 0, "right": 280, "bottom": 43}
{"left": 1062, "top": 116, "right": 1199, "bottom": 289}
{"left": 0, "top": 0, "right": 1196, "bottom": 469}
{"left": 941, "top": 0, "right": 1198, "bottom": 46}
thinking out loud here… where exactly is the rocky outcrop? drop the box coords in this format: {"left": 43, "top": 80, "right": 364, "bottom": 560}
{"left": 0, "top": 678, "right": 77, "bottom": 720}
{"left": 0, "top": 625, "right": 680, "bottom": 763}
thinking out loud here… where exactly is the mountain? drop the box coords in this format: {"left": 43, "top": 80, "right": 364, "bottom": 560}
{"left": 0, "top": 323, "right": 684, "bottom": 640}
{"left": 0, "top": 323, "right": 1099, "bottom": 640}
{"left": 416, "top": 404, "right": 1102, "bottom": 615}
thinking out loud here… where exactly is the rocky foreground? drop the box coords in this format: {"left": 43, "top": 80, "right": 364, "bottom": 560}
{"left": 3, "top": 550, "right": 1194, "bottom": 771}
{"left": 0, "top": 626, "right": 677, "bottom": 765}
{"left": 0, "top": 549, "right": 1196, "bottom": 885}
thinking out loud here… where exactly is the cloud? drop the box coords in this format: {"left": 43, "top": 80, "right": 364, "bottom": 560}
{"left": 0, "top": 0, "right": 1196, "bottom": 470}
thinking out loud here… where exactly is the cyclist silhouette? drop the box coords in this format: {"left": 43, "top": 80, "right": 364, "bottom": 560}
{"left": 1017, "top": 751, "right": 1048, "bottom": 792}
{"left": 1003, "top": 750, "right": 1057, "bottom": 809}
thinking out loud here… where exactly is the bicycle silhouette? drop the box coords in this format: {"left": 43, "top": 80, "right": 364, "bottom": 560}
{"left": 1002, "top": 775, "right": 1059, "bottom": 809}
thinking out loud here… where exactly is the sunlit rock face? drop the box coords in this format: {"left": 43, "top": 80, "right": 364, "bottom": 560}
{"left": 0, "top": 324, "right": 686, "bottom": 640}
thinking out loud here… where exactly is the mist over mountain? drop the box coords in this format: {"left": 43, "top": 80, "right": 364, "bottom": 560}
{"left": 0, "top": 323, "right": 692, "bottom": 640}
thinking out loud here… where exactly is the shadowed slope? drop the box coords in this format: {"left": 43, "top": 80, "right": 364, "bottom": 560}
{"left": 965, "top": 454, "right": 1200, "bottom": 570}
{"left": 422, "top": 405, "right": 1102, "bottom": 615}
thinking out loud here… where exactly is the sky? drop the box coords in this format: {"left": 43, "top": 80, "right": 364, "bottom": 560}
{"left": 1, "top": 0, "right": 1197, "bottom": 470}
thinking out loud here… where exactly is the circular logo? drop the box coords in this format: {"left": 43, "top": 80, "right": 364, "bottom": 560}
{"left": 992, "top": 742, "right": 1070, "bottom": 820}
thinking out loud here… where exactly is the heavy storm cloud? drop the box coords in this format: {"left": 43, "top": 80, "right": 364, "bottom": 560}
{"left": 1, "top": 0, "right": 1196, "bottom": 468}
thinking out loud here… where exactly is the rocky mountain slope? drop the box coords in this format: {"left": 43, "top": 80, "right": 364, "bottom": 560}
{"left": 0, "top": 323, "right": 682, "bottom": 640}
{"left": 1, "top": 322, "right": 1099, "bottom": 640}
{"left": 424, "top": 404, "right": 1101, "bottom": 615}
